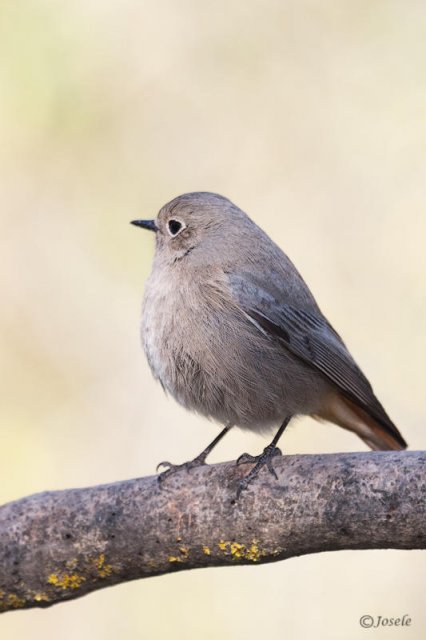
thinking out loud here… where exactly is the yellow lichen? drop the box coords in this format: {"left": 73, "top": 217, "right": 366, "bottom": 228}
{"left": 47, "top": 572, "right": 85, "bottom": 589}
{"left": 202, "top": 545, "right": 211, "bottom": 556}
{"left": 245, "top": 542, "right": 262, "bottom": 562}
{"left": 218, "top": 540, "right": 228, "bottom": 552}
{"left": 168, "top": 544, "right": 190, "bottom": 563}
{"left": 34, "top": 592, "right": 50, "bottom": 603}
{"left": 230, "top": 542, "right": 245, "bottom": 558}
{"left": 95, "top": 554, "right": 113, "bottom": 578}
{"left": 168, "top": 556, "right": 183, "bottom": 563}
{"left": 217, "top": 540, "right": 265, "bottom": 562}
{"left": 7, "top": 593, "right": 26, "bottom": 609}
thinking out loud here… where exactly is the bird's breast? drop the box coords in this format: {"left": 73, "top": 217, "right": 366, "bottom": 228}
{"left": 141, "top": 266, "right": 226, "bottom": 400}
{"left": 140, "top": 265, "right": 328, "bottom": 428}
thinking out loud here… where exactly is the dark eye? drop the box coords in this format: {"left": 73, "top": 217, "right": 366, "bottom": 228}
{"left": 168, "top": 219, "right": 184, "bottom": 236}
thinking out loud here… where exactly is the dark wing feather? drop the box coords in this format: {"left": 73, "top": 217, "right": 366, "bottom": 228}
{"left": 230, "top": 274, "right": 406, "bottom": 447}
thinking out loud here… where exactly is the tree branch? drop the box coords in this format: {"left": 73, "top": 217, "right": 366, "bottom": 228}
{"left": 0, "top": 451, "right": 424, "bottom": 613}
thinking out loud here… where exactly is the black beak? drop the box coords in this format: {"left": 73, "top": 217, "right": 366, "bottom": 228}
{"left": 131, "top": 219, "right": 158, "bottom": 232}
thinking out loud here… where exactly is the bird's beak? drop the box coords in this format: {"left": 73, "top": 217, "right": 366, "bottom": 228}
{"left": 131, "top": 219, "right": 158, "bottom": 232}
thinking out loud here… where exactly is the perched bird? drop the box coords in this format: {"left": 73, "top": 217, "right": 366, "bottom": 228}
{"left": 132, "top": 192, "right": 407, "bottom": 494}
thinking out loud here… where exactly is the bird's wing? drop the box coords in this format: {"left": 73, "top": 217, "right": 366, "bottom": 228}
{"left": 229, "top": 272, "right": 405, "bottom": 446}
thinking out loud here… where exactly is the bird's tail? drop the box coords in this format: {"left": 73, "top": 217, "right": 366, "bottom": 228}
{"left": 317, "top": 392, "right": 407, "bottom": 451}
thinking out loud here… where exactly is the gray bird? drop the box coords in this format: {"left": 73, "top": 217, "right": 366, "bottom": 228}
{"left": 132, "top": 192, "right": 407, "bottom": 494}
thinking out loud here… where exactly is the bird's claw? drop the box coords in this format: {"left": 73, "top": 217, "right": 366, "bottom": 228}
{"left": 236, "top": 452, "right": 257, "bottom": 465}
{"left": 236, "top": 444, "right": 282, "bottom": 498}
{"left": 156, "top": 460, "right": 173, "bottom": 473}
{"left": 156, "top": 455, "right": 207, "bottom": 484}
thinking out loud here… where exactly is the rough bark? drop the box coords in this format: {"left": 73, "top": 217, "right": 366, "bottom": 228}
{"left": 0, "top": 451, "right": 424, "bottom": 613}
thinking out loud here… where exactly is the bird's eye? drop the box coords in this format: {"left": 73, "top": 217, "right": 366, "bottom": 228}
{"left": 167, "top": 219, "right": 185, "bottom": 236}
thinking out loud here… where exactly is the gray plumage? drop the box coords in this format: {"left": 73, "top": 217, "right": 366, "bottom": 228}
{"left": 136, "top": 192, "right": 406, "bottom": 452}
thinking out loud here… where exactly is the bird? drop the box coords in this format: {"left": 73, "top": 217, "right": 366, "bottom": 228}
{"left": 132, "top": 192, "right": 407, "bottom": 495}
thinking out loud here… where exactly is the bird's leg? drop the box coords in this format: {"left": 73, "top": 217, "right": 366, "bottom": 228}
{"left": 157, "top": 424, "right": 232, "bottom": 483}
{"left": 236, "top": 416, "right": 291, "bottom": 497}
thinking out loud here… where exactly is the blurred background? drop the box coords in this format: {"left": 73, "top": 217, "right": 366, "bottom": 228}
{"left": 0, "top": 0, "right": 425, "bottom": 638}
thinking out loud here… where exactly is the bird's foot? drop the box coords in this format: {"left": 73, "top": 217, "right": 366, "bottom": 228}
{"left": 236, "top": 444, "right": 282, "bottom": 498}
{"left": 156, "top": 453, "right": 207, "bottom": 484}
